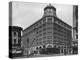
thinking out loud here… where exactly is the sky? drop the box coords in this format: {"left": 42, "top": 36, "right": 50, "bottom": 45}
{"left": 12, "top": 1, "right": 73, "bottom": 30}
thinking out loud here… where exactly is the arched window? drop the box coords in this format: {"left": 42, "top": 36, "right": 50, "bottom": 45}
{"left": 43, "top": 45, "right": 46, "bottom": 48}
{"left": 54, "top": 45, "right": 56, "bottom": 48}
{"left": 36, "top": 47, "right": 38, "bottom": 50}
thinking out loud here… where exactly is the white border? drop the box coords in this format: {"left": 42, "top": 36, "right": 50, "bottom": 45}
{"left": 0, "top": 0, "right": 79, "bottom": 60}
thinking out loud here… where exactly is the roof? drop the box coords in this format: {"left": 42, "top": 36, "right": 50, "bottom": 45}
{"left": 9, "top": 26, "right": 23, "bottom": 31}
{"left": 44, "top": 4, "right": 56, "bottom": 11}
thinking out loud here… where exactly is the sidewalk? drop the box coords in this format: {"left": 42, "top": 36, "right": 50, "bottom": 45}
{"left": 28, "top": 54, "right": 64, "bottom": 58}
{"left": 12, "top": 53, "right": 73, "bottom": 58}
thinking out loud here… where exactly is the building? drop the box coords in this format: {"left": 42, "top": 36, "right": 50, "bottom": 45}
{"left": 9, "top": 26, "right": 23, "bottom": 58}
{"left": 22, "top": 4, "right": 72, "bottom": 56}
{"left": 72, "top": 5, "right": 78, "bottom": 54}
{"left": 73, "top": 5, "right": 78, "bottom": 41}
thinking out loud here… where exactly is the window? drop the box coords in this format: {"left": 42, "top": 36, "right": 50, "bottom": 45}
{"left": 39, "top": 34, "right": 42, "bottom": 36}
{"left": 47, "top": 40, "right": 52, "bottom": 43}
{"left": 39, "top": 42, "right": 42, "bottom": 45}
{"left": 48, "top": 9, "right": 52, "bottom": 13}
{"left": 47, "top": 17, "right": 52, "bottom": 23}
{"left": 43, "top": 23, "right": 46, "bottom": 27}
{"left": 39, "top": 21, "right": 42, "bottom": 25}
{"left": 47, "top": 36, "right": 52, "bottom": 39}
{"left": 43, "top": 18, "right": 46, "bottom": 23}
{"left": 14, "top": 39, "right": 16, "bottom": 44}
{"left": 14, "top": 32, "right": 16, "bottom": 35}
{"left": 47, "top": 32, "right": 52, "bottom": 35}
{"left": 43, "top": 32, "right": 46, "bottom": 36}
{"left": 39, "top": 30, "right": 42, "bottom": 33}
{"left": 14, "top": 32, "right": 17, "bottom": 37}
{"left": 54, "top": 36, "right": 56, "bottom": 39}
{"left": 54, "top": 45, "right": 56, "bottom": 48}
{"left": 38, "top": 38, "right": 42, "bottom": 41}
{"left": 43, "top": 36, "right": 46, "bottom": 40}
{"left": 61, "top": 49, "right": 63, "bottom": 53}
{"left": 54, "top": 27, "right": 57, "bottom": 30}
{"left": 38, "top": 26, "right": 41, "bottom": 29}
{"left": 76, "top": 35, "right": 78, "bottom": 39}
{"left": 58, "top": 21, "right": 60, "bottom": 24}
{"left": 37, "top": 30, "right": 42, "bottom": 34}
{"left": 43, "top": 28, "right": 46, "bottom": 31}
{"left": 43, "top": 41, "right": 46, "bottom": 44}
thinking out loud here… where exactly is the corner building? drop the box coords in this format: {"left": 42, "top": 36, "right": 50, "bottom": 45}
{"left": 22, "top": 4, "right": 72, "bottom": 55}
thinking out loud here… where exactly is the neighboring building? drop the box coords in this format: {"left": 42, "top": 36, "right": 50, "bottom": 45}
{"left": 72, "top": 5, "right": 78, "bottom": 54}
{"left": 73, "top": 5, "right": 78, "bottom": 41}
{"left": 9, "top": 26, "right": 23, "bottom": 58}
{"left": 22, "top": 4, "right": 72, "bottom": 55}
